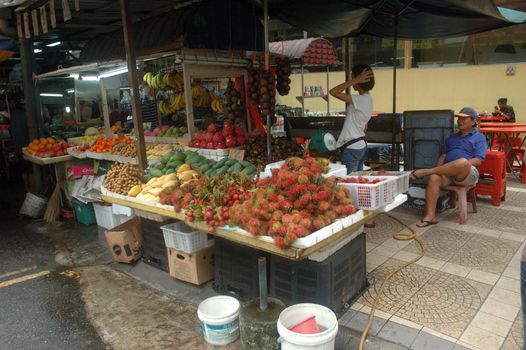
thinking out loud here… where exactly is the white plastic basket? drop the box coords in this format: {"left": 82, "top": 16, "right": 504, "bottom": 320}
{"left": 337, "top": 176, "right": 397, "bottom": 210}
{"left": 161, "top": 221, "right": 211, "bottom": 253}
{"left": 19, "top": 192, "right": 48, "bottom": 218}
{"left": 93, "top": 203, "right": 120, "bottom": 229}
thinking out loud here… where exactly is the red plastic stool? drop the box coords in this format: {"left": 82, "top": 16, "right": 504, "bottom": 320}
{"left": 444, "top": 185, "right": 477, "bottom": 224}
{"left": 476, "top": 151, "right": 506, "bottom": 206}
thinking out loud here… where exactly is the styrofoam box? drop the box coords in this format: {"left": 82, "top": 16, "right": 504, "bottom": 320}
{"left": 93, "top": 203, "right": 121, "bottom": 230}
{"left": 161, "top": 221, "right": 213, "bottom": 253}
{"left": 338, "top": 176, "right": 397, "bottom": 210}
{"left": 323, "top": 162, "right": 347, "bottom": 177}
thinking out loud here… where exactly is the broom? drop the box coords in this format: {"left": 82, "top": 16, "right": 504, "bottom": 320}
{"left": 43, "top": 181, "right": 61, "bottom": 222}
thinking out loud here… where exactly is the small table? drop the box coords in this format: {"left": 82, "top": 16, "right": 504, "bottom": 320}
{"left": 479, "top": 126, "right": 526, "bottom": 180}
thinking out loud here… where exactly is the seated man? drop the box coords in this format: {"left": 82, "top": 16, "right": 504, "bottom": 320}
{"left": 409, "top": 107, "right": 487, "bottom": 227}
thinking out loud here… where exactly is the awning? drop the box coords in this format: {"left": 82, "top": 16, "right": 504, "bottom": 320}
{"left": 80, "top": 0, "right": 263, "bottom": 63}
{"left": 269, "top": 38, "right": 339, "bottom": 65}
{"left": 249, "top": 0, "right": 526, "bottom": 39}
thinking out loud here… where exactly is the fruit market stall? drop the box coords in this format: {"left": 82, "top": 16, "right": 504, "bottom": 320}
{"left": 99, "top": 155, "right": 407, "bottom": 260}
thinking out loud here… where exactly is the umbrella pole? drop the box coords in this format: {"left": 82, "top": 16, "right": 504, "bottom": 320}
{"left": 391, "top": 16, "right": 398, "bottom": 170}
{"left": 263, "top": 0, "right": 272, "bottom": 161}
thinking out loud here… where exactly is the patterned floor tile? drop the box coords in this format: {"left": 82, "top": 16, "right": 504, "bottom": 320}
{"left": 359, "top": 259, "right": 491, "bottom": 339}
{"left": 365, "top": 214, "right": 412, "bottom": 245}
{"left": 443, "top": 206, "right": 526, "bottom": 234}
{"left": 404, "top": 226, "right": 521, "bottom": 274}
{"left": 501, "top": 191, "right": 526, "bottom": 208}
{"left": 501, "top": 313, "right": 523, "bottom": 350}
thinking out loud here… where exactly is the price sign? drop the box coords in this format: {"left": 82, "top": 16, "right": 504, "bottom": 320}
{"left": 229, "top": 148, "right": 245, "bottom": 160}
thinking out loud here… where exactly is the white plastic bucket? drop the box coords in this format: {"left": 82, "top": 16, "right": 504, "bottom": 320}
{"left": 197, "top": 295, "right": 240, "bottom": 346}
{"left": 19, "top": 192, "right": 48, "bottom": 218}
{"left": 277, "top": 303, "right": 338, "bottom": 350}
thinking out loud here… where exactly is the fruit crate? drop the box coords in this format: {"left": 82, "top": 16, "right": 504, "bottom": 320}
{"left": 160, "top": 221, "right": 212, "bottom": 253}
{"left": 213, "top": 238, "right": 269, "bottom": 301}
{"left": 269, "top": 233, "right": 367, "bottom": 316}
{"left": 337, "top": 176, "right": 397, "bottom": 210}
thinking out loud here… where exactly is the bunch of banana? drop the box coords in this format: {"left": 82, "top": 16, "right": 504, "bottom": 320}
{"left": 163, "top": 72, "right": 185, "bottom": 91}
{"left": 157, "top": 92, "right": 186, "bottom": 115}
{"left": 211, "top": 94, "right": 224, "bottom": 113}
{"left": 143, "top": 72, "right": 166, "bottom": 90}
{"left": 146, "top": 144, "right": 174, "bottom": 159}
{"left": 192, "top": 85, "right": 211, "bottom": 108}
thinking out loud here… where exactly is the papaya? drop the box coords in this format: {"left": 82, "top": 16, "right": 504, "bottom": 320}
{"left": 238, "top": 160, "right": 254, "bottom": 168}
{"left": 229, "top": 163, "right": 243, "bottom": 173}
{"left": 172, "top": 152, "right": 186, "bottom": 161}
{"left": 225, "top": 159, "right": 237, "bottom": 166}
{"left": 165, "top": 168, "right": 176, "bottom": 175}
{"left": 149, "top": 167, "right": 164, "bottom": 178}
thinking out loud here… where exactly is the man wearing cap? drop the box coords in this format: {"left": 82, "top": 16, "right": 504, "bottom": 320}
{"left": 409, "top": 107, "right": 487, "bottom": 227}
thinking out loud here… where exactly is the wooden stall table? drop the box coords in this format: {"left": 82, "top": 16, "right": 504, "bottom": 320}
{"left": 101, "top": 193, "right": 384, "bottom": 261}
{"left": 479, "top": 126, "right": 526, "bottom": 181}
{"left": 22, "top": 149, "right": 74, "bottom": 221}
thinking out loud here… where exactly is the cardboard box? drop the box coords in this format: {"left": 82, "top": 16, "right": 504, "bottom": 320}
{"left": 105, "top": 216, "right": 143, "bottom": 263}
{"left": 167, "top": 246, "right": 214, "bottom": 285}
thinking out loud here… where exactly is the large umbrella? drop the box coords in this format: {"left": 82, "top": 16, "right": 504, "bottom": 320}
{"left": 252, "top": 0, "right": 526, "bottom": 167}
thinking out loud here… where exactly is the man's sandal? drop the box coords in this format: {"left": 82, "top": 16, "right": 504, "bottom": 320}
{"left": 409, "top": 169, "right": 423, "bottom": 181}
{"left": 416, "top": 220, "right": 437, "bottom": 228}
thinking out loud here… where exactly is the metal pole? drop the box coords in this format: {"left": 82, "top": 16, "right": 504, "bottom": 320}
{"left": 391, "top": 16, "right": 398, "bottom": 170}
{"left": 301, "top": 63, "right": 305, "bottom": 117}
{"left": 264, "top": 0, "right": 271, "bottom": 160}
{"left": 99, "top": 79, "right": 111, "bottom": 138}
{"left": 120, "top": 0, "right": 147, "bottom": 171}
{"left": 258, "top": 257, "right": 268, "bottom": 311}
{"left": 326, "top": 65, "right": 330, "bottom": 115}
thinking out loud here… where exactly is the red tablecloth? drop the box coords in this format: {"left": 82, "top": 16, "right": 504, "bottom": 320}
{"left": 480, "top": 115, "right": 508, "bottom": 122}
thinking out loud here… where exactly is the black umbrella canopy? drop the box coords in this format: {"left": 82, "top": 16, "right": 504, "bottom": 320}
{"left": 252, "top": 0, "right": 526, "bottom": 39}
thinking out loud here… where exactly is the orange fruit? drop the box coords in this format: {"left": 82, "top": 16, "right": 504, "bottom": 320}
{"left": 46, "top": 137, "right": 55, "bottom": 144}
{"left": 39, "top": 137, "right": 47, "bottom": 144}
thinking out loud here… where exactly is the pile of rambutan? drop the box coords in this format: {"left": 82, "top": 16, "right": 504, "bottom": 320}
{"left": 229, "top": 156, "right": 357, "bottom": 248}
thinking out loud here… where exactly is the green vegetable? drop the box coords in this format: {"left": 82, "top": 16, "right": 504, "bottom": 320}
{"left": 149, "top": 167, "right": 163, "bottom": 177}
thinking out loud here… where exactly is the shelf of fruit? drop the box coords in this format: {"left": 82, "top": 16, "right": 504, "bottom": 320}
{"left": 23, "top": 138, "right": 74, "bottom": 165}
{"left": 130, "top": 125, "right": 189, "bottom": 144}
{"left": 185, "top": 122, "right": 248, "bottom": 160}
{"left": 101, "top": 156, "right": 380, "bottom": 260}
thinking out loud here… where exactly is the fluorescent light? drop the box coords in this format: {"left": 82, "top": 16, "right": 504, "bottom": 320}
{"left": 69, "top": 73, "right": 79, "bottom": 79}
{"left": 40, "top": 93, "right": 63, "bottom": 97}
{"left": 34, "top": 49, "right": 42, "bottom": 53}
{"left": 81, "top": 75, "right": 99, "bottom": 81}
{"left": 46, "top": 41, "right": 61, "bottom": 47}
{"left": 66, "top": 88, "right": 75, "bottom": 94}
{"left": 65, "top": 106, "right": 71, "bottom": 113}
{"left": 100, "top": 67, "right": 128, "bottom": 78}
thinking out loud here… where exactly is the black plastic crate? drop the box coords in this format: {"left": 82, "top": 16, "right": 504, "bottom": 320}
{"left": 213, "top": 238, "right": 269, "bottom": 301}
{"left": 269, "top": 233, "right": 367, "bottom": 316}
{"left": 140, "top": 218, "right": 175, "bottom": 272}
{"left": 403, "top": 110, "right": 454, "bottom": 174}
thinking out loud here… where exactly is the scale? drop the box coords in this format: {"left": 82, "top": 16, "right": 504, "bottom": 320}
{"left": 308, "top": 131, "right": 337, "bottom": 153}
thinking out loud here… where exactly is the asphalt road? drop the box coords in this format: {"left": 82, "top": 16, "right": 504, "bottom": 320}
{"left": 0, "top": 184, "right": 106, "bottom": 350}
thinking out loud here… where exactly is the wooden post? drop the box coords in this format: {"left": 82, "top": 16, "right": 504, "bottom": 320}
{"left": 404, "top": 40, "right": 412, "bottom": 69}
{"left": 100, "top": 79, "right": 111, "bottom": 138}
{"left": 31, "top": 9, "right": 39, "bottom": 36}
{"left": 50, "top": 0, "right": 57, "bottom": 28}
{"left": 16, "top": 14, "right": 23, "bottom": 39}
{"left": 62, "top": 0, "right": 72, "bottom": 21}
{"left": 75, "top": 0, "right": 80, "bottom": 11}
{"left": 23, "top": 12, "right": 30, "bottom": 39}
{"left": 120, "top": 0, "right": 147, "bottom": 171}
{"left": 182, "top": 62, "right": 195, "bottom": 140}
{"left": 40, "top": 6, "right": 48, "bottom": 34}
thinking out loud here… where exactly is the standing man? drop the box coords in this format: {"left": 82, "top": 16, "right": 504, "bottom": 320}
{"left": 409, "top": 107, "right": 487, "bottom": 227}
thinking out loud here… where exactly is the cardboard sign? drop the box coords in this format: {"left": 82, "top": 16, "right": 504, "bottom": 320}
{"left": 229, "top": 148, "right": 245, "bottom": 160}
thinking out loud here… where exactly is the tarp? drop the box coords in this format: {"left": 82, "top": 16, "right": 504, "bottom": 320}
{"left": 81, "top": 0, "right": 263, "bottom": 63}
{"left": 249, "top": 0, "right": 526, "bottom": 39}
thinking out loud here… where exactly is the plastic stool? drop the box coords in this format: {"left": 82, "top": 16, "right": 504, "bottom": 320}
{"left": 476, "top": 151, "right": 506, "bottom": 206}
{"left": 444, "top": 185, "right": 477, "bottom": 224}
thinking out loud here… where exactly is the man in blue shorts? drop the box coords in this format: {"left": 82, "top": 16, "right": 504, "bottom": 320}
{"left": 409, "top": 107, "right": 487, "bottom": 227}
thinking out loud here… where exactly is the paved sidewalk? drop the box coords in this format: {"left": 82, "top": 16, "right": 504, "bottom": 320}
{"left": 338, "top": 176, "right": 526, "bottom": 350}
